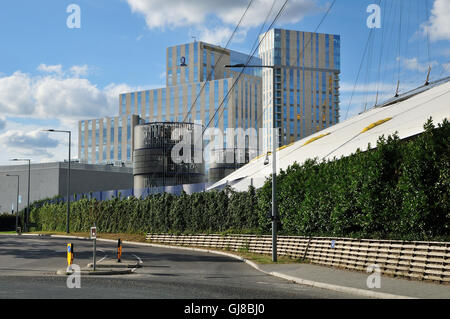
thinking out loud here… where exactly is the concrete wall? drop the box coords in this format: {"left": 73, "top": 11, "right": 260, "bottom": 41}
{"left": 0, "top": 162, "right": 133, "bottom": 213}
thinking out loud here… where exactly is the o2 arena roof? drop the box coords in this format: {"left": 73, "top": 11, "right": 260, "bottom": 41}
{"left": 208, "top": 77, "right": 450, "bottom": 192}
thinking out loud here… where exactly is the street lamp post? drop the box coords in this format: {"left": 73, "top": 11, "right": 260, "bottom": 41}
{"left": 225, "top": 63, "right": 279, "bottom": 262}
{"left": 11, "top": 159, "right": 31, "bottom": 232}
{"left": 42, "top": 129, "right": 71, "bottom": 234}
{"left": 6, "top": 174, "right": 20, "bottom": 232}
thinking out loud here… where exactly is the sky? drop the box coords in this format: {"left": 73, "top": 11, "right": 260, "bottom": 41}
{"left": 0, "top": 0, "right": 449, "bottom": 166}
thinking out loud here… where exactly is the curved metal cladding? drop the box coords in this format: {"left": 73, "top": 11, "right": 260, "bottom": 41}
{"left": 133, "top": 122, "right": 205, "bottom": 189}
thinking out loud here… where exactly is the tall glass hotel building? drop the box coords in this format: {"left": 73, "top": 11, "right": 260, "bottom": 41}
{"left": 79, "top": 41, "right": 263, "bottom": 176}
{"left": 259, "top": 29, "right": 340, "bottom": 153}
{"left": 79, "top": 28, "right": 340, "bottom": 182}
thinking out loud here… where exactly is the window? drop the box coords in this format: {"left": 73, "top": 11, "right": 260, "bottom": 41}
{"left": 185, "top": 44, "right": 190, "bottom": 83}
{"left": 137, "top": 92, "right": 142, "bottom": 115}
{"left": 120, "top": 95, "right": 126, "bottom": 115}
{"left": 168, "top": 47, "right": 173, "bottom": 69}
{"left": 118, "top": 117, "right": 122, "bottom": 161}
{"left": 326, "top": 35, "right": 330, "bottom": 69}
{"left": 194, "top": 42, "right": 198, "bottom": 64}
{"left": 153, "top": 91, "right": 159, "bottom": 119}
{"left": 334, "top": 35, "right": 341, "bottom": 70}
{"left": 187, "top": 84, "right": 192, "bottom": 122}
{"left": 170, "top": 87, "right": 175, "bottom": 116}
{"left": 224, "top": 80, "right": 229, "bottom": 129}
{"left": 205, "top": 82, "right": 210, "bottom": 125}
{"left": 179, "top": 85, "right": 184, "bottom": 121}
{"left": 168, "top": 70, "right": 173, "bottom": 86}
{"left": 286, "top": 30, "right": 290, "bottom": 66}
{"left": 161, "top": 89, "right": 166, "bottom": 120}
{"left": 145, "top": 91, "right": 150, "bottom": 118}
{"left": 176, "top": 46, "right": 181, "bottom": 66}
{"left": 110, "top": 118, "right": 115, "bottom": 161}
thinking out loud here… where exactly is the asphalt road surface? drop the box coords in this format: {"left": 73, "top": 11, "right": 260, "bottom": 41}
{"left": 0, "top": 235, "right": 362, "bottom": 299}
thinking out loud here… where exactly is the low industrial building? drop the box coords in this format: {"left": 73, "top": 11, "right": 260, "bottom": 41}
{"left": 0, "top": 162, "right": 133, "bottom": 213}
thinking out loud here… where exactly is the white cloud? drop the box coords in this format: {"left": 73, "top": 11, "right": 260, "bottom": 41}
{"left": 0, "top": 72, "right": 35, "bottom": 115}
{"left": 0, "top": 69, "right": 138, "bottom": 121}
{"left": 443, "top": 61, "right": 450, "bottom": 72}
{"left": 195, "top": 26, "right": 247, "bottom": 46}
{"left": 0, "top": 66, "right": 158, "bottom": 165}
{"left": 70, "top": 65, "right": 89, "bottom": 77}
{"left": 340, "top": 82, "right": 396, "bottom": 93}
{"left": 422, "top": 0, "right": 450, "bottom": 42}
{"left": 0, "top": 128, "right": 61, "bottom": 164}
{"left": 37, "top": 64, "right": 63, "bottom": 75}
{"left": 397, "top": 57, "right": 438, "bottom": 73}
{"left": 1, "top": 130, "right": 59, "bottom": 150}
{"left": 33, "top": 77, "right": 109, "bottom": 119}
{"left": 126, "top": 0, "right": 321, "bottom": 30}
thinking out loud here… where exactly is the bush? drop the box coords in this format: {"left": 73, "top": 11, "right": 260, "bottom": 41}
{"left": 29, "top": 119, "right": 450, "bottom": 241}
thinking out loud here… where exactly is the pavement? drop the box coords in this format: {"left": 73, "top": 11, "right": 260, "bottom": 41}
{"left": 257, "top": 263, "right": 450, "bottom": 299}
{"left": 143, "top": 241, "right": 450, "bottom": 299}
{"left": 1, "top": 233, "right": 449, "bottom": 299}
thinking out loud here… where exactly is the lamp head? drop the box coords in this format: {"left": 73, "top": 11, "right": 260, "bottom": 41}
{"left": 225, "top": 64, "right": 246, "bottom": 68}
{"left": 264, "top": 153, "right": 270, "bottom": 166}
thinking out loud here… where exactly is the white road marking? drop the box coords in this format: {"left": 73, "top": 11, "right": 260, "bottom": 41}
{"left": 131, "top": 254, "right": 143, "bottom": 272}
{"left": 98, "top": 249, "right": 108, "bottom": 263}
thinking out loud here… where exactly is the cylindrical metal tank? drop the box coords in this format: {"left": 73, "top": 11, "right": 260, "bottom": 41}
{"left": 208, "top": 148, "right": 251, "bottom": 184}
{"left": 133, "top": 122, "right": 205, "bottom": 189}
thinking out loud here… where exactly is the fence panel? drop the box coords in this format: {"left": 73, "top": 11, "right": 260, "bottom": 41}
{"left": 145, "top": 234, "right": 450, "bottom": 283}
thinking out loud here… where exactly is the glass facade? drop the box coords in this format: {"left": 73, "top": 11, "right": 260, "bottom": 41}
{"left": 80, "top": 38, "right": 280, "bottom": 180}
{"left": 259, "top": 28, "right": 341, "bottom": 153}
{"left": 80, "top": 115, "right": 137, "bottom": 165}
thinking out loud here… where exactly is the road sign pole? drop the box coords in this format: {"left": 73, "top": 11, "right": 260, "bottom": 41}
{"left": 91, "top": 226, "right": 97, "bottom": 271}
{"left": 93, "top": 238, "right": 96, "bottom": 271}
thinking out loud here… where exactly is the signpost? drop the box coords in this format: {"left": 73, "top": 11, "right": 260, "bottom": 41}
{"left": 90, "top": 226, "right": 97, "bottom": 271}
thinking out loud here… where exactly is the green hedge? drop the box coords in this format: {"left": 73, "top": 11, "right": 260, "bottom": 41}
{"left": 29, "top": 118, "right": 449, "bottom": 241}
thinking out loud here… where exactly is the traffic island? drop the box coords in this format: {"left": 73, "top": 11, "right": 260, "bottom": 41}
{"left": 56, "top": 259, "right": 142, "bottom": 276}
{"left": 56, "top": 268, "right": 133, "bottom": 276}
{"left": 86, "top": 261, "right": 142, "bottom": 269}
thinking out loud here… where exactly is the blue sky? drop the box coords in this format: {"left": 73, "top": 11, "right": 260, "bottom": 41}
{"left": 0, "top": 0, "right": 449, "bottom": 165}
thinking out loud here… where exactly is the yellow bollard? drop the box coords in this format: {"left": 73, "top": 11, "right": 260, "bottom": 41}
{"left": 117, "top": 239, "right": 122, "bottom": 263}
{"left": 67, "top": 243, "right": 74, "bottom": 266}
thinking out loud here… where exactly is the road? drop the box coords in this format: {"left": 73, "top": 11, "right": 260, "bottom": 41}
{"left": 0, "top": 235, "right": 362, "bottom": 299}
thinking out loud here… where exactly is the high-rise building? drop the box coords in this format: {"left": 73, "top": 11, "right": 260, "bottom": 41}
{"left": 259, "top": 29, "right": 340, "bottom": 153}
{"left": 79, "top": 41, "right": 263, "bottom": 184}
{"left": 78, "top": 29, "right": 341, "bottom": 184}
